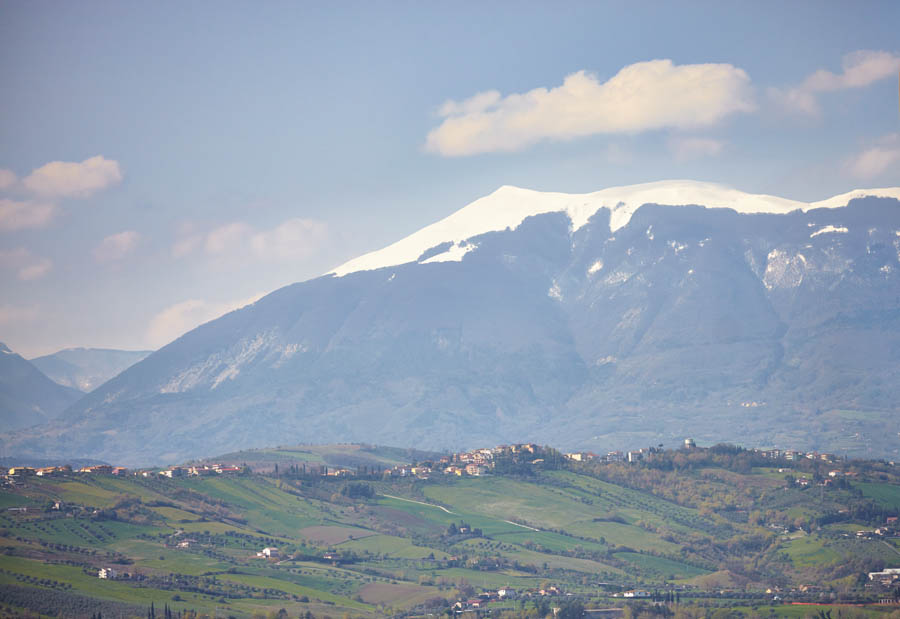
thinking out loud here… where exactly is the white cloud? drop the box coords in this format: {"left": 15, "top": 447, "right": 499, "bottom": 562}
{"left": 770, "top": 50, "right": 900, "bottom": 116}
{"left": 93, "top": 230, "right": 140, "bottom": 262}
{"left": 425, "top": 59, "right": 755, "bottom": 156}
{"left": 669, "top": 136, "right": 725, "bottom": 161}
{"left": 0, "top": 248, "right": 50, "bottom": 281}
{"left": 172, "top": 234, "right": 202, "bottom": 258}
{"left": 0, "top": 199, "right": 58, "bottom": 231}
{"left": 249, "top": 218, "right": 329, "bottom": 260}
{"left": 0, "top": 169, "right": 16, "bottom": 190}
{"left": 146, "top": 292, "right": 264, "bottom": 348}
{"left": 22, "top": 155, "right": 122, "bottom": 198}
{"left": 19, "top": 258, "right": 52, "bottom": 281}
{"left": 204, "top": 222, "right": 252, "bottom": 254}
{"left": 176, "top": 218, "right": 329, "bottom": 262}
{"left": 847, "top": 134, "right": 900, "bottom": 180}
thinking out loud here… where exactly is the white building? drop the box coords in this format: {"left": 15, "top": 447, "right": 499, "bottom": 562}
{"left": 869, "top": 568, "right": 900, "bottom": 580}
{"left": 98, "top": 567, "right": 118, "bottom": 579}
{"left": 623, "top": 590, "right": 650, "bottom": 598}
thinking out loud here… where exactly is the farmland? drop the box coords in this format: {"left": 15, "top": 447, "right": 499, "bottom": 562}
{"left": 2, "top": 443, "right": 900, "bottom": 617}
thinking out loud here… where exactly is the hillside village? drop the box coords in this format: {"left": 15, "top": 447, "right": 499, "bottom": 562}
{"left": 3, "top": 440, "right": 845, "bottom": 488}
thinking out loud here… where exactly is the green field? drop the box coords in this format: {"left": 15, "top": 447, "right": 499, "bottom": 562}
{"left": 613, "top": 551, "right": 709, "bottom": 579}
{"left": 857, "top": 481, "right": 900, "bottom": 510}
{"left": 2, "top": 443, "right": 900, "bottom": 617}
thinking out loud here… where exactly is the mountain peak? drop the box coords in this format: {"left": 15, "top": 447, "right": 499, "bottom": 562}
{"left": 329, "top": 181, "right": 900, "bottom": 277}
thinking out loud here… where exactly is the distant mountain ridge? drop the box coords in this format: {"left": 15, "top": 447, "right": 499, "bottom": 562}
{"left": 30, "top": 347, "right": 153, "bottom": 392}
{"left": 0, "top": 342, "right": 83, "bottom": 431}
{"left": 3, "top": 181, "right": 900, "bottom": 466}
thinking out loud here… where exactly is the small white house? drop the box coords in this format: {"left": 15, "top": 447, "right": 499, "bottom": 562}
{"left": 623, "top": 590, "right": 650, "bottom": 598}
{"left": 257, "top": 547, "right": 279, "bottom": 558}
{"left": 98, "top": 567, "right": 118, "bottom": 579}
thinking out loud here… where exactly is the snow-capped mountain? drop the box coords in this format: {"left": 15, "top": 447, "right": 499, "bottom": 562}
{"left": 331, "top": 180, "right": 900, "bottom": 275}
{"left": 4, "top": 181, "right": 900, "bottom": 465}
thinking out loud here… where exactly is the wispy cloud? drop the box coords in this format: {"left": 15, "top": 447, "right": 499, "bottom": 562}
{"left": 0, "top": 169, "right": 16, "bottom": 190}
{"left": 0, "top": 248, "right": 52, "bottom": 281}
{"left": 146, "top": 292, "right": 264, "bottom": 348}
{"left": 769, "top": 50, "right": 900, "bottom": 116}
{"left": 18, "top": 259, "right": 52, "bottom": 281}
{"left": 248, "top": 218, "right": 329, "bottom": 261}
{"left": 668, "top": 136, "right": 725, "bottom": 161}
{"left": 847, "top": 134, "right": 900, "bottom": 180}
{"left": 0, "top": 199, "right": 58, "bottom": 231}
{"left": 0, "top": 156, "right": 122, "bottom": 232}
{"left": 174, "top": 217, "right": 329, "bottom": 262}
{"left": 425, "top": 59, "right": 755, "bottom": 156}
{"left": 93, "top": 230, "right": 140, "bottom": 262}
{"left": 204, "top": 222, "right": 253, "bottom": 255}
{"left": 22, "top": 155, "right": 122, "bottom": 199}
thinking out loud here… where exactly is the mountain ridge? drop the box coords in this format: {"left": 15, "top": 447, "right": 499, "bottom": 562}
{"left": 3, "top": 183, "right": 900, "bottom": 466}
{"left": 0, "top": 342, "right": 84, "bottom": 431}
{"left": 30, "top": 347, "right": 153, "bottom": 393}
{"left": 330, "top": 180, "right": 900, "bottom": 276}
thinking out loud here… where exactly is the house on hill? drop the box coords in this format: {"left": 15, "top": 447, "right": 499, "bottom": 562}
{"left": 465, "top": 464, "right": 486, "bottom": 476}
{"left": 8, "top": 467, "right": 35, "bottom": 476}
{"left": 622, "top": 590, "right": 650, "bottom": 598}
{"left": 79, "top": 465, "right": 113, "bottom": 474}
{"left": 256, "top": 547, "right": 279, "bottom": 558}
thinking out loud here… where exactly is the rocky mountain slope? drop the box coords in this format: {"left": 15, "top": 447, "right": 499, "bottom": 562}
{"left": 4, "top": 181, "right": 900, "bottom": 465}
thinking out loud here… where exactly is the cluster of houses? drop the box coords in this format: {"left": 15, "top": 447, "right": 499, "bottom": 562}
{"left": 564, "top": 448, "right": 649, "bottom": 464}
{"left": 564, "top": 442, "right": 841, "bottom": 466}
{"left": 564, "top": 439, "right": 700, "bottom": 464}
{"left": 382, "top": 443, "right": 544, "bottom": 479}
{"left": 4, "top": 440, "right": 847, "bottom": 489}
{"left": 347, "top": 439, "right": 847, "bottom": 481}
{"left": 868, "top": 567, "right": 900, "bottom": 587}
{"left": 453, "top": 586, "right": 571, "bottom": 610}
{"left": 3, "top": 462, "right": 243, "bottom": 486}
{"left": 851, "top": 517, "right": 900, "bottom": 540}
{"left": 751, "top": 448, "right": 838, "bottom": 463}
{"left": 155, "top": 463, "right": 242, "bottom": 478}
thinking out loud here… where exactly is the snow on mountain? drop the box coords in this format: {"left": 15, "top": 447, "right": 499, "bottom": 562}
{"left": 330, "top": 180, "right": 900, "bottom": 277}
{"left": 810, "top": 225, "right": 849, "bottom": 238}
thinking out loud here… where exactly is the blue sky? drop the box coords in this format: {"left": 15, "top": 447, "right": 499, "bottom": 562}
{"left": 1, "top": 1, "right": 899, "bottom": 356}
